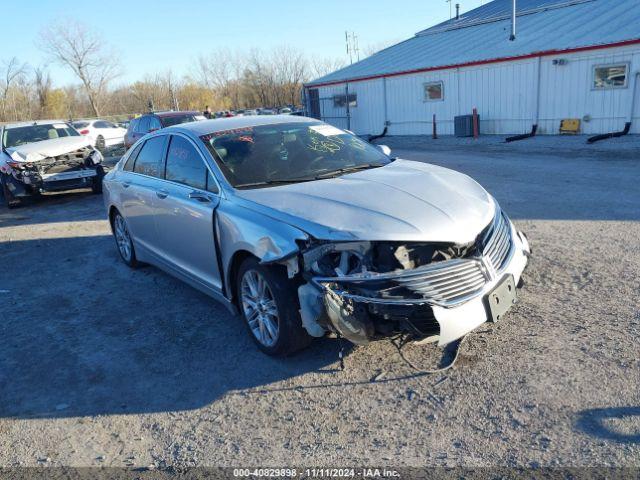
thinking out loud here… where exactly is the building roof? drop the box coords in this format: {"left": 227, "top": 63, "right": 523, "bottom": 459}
{"left": 307, "top": 0, "right": 640, "bottom": 87}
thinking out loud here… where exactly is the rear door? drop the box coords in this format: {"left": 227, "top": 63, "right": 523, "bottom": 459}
{"left": 120, "top": 135, "right": 168, "bottom": 256}
{"left": 152, "top": 134, "right": 222, "bottom": 290}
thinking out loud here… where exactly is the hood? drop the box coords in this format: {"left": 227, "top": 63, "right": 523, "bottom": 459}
{"left": 6, "top": 136, "right": 93, "bottom": 163}
{"left": 234, "top": 159, "right": 496, "bottom": 243}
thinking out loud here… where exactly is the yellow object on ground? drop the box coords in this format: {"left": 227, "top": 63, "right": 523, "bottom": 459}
{"left": 560, "top": 118, "right": 581, "bottom": 134}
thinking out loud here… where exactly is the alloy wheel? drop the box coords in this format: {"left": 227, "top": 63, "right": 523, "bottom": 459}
{"left": 240, "top": 270, "right": 280, "bottom": 347}
{"left": 114, "top": 214, "right": 132, "bottom": 262}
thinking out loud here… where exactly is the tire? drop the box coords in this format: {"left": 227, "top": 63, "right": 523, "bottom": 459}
{"left": 236, "top": 257, "right": 313, "bottom": 356}
{"left": 111, "top": 210, "right": 139, "bottom": 268}
{"left": 0, "top": 174, "right": 20, "bottom": 209}
{"left": 91, "top": 165, "right": 105, "bottom": 194}
{"left": 96, "top": 135, "right": 106, "bottom": 151}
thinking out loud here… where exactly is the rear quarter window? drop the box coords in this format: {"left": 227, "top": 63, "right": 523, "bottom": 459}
{"left": 132, "top": 136, "right": 166, "bottom": 177}
{"left": 123, "top": 143, "right": 144, "bottom": 171}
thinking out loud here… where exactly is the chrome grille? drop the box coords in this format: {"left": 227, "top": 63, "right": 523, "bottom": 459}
{"left": 482, "top": 212, "right": 513, "bottom": 272}
{"left": 316, "top": 210, "right": 515, "bottom": 308}
{"left": 393, "top": 259, "right": 487, "bottom": 305}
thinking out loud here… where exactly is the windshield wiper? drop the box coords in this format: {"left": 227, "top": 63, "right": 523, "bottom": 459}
{"left": 235, "top": 178, "right": 317, "bottom": 189}
{"left": 312, "top": 163, "right": 385, "bottom": 180}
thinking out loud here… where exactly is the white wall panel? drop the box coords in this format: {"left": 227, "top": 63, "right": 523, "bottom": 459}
{"left": 311, "top": 44, "right": 640, "bottom": 136}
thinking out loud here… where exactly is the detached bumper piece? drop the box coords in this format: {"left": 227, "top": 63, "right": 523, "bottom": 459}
{"left": 316, "top": 212, "right": 530, "bottom": 346}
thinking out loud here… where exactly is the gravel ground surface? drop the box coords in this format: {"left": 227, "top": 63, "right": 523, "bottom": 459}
{"left": 0, "top": 137, "right": 639, "bottom": 469}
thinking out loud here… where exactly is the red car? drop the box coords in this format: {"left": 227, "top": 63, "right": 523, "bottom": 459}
{"left": 124, "top": 111, "right": 205, "bottom": 148}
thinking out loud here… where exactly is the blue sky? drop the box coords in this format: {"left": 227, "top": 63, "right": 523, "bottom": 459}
{"left": 6, "top": 0, "right": 484, "bottom": 86}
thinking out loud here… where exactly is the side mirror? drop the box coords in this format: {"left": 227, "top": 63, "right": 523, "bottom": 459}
{"left": 378, "top": 145, "right": 392, "bottom": 156}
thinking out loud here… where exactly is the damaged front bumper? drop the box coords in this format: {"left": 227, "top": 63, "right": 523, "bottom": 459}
{"left": 301, "top": 213, "right": 531, "bottom": 346}
{"left": 2, "top": 148, "right": 103, "bottom": 195}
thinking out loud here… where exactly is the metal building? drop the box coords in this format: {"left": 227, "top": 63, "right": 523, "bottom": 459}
{"left": 304, "top": 0, "right": 640, "bottom": 136}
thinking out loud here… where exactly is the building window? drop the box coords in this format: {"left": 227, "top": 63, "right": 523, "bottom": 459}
{"left": 333, "top": 93, "right": 357, "bottom": 108}
{"left": 593, "top": 64, "right": 629, "bottom": 89}
{"left": 424, "top": 81, "right": 444, "bottom": 101}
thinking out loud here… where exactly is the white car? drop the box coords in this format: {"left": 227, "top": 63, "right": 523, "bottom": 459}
{"left": 0, "top": 120, "right": 104, "bottom": 208}
{"left": 72, "top": 119, "right": 127, "bottom": 150}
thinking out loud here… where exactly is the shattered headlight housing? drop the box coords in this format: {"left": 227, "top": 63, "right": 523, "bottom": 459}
{"left": 88, "top": 149, "right": 103, "bottom": 165}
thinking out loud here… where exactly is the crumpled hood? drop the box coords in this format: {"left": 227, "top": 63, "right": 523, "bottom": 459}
{"left": 6, "top": 136, "right": 93, "bottom": 163}
{"left": 234, "top": 159, "right": 496, "bottom": 243}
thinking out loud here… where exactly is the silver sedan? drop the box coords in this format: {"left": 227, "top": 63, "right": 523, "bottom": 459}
{"left": 103, "top": 116, "right": 530, "bottom": 356}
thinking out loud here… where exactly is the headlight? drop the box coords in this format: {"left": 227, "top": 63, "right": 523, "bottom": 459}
{"left": 89, "top": 150, "right": 103, "bottom": 165}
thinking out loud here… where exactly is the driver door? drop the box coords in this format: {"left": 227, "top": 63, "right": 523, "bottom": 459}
{"left": 152, "top": 134, "right": 223, "bottom": 292}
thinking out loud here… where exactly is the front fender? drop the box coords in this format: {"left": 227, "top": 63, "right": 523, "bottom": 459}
{"left": 216, "top": 200, "right": 309, "bottom": 294}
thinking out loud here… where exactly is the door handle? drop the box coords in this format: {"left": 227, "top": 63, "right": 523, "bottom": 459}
{"left": 122, "top": 181, "right": 131, "bottom": 188}
{"left": 188, "top": 191, "right": 212, "bottom": 203}
{"left": 156, "top": 189, "right": 169, "bottom": 199}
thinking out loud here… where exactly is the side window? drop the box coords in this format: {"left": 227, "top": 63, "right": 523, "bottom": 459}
{"left": 149, "top": 117, "right": 162, "bottom": 131}
{"left": 137, "top": 117, "right": 150, "bottom": 133}
{"left": 123, "top": 142, "right": 143, "bottom": 171}
{"left": 128, "top": 119, "right": 138, "bottom": 133}
{"left": 424, "top": 81, "right": 444, "bottom": 101}
{"left": 593, "top": 64, "right": 628, "bottom": 89}
{"left": 94, "top": 120, "right": 110, "bottom": 128}
{"left": 133, "top": 136, "right": 166, "bottom": 177}
{"left": 165, "top": 135, "right": 207, "bottom": 190}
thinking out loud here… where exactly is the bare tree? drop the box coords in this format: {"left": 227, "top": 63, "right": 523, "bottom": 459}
{"left": 361, "top": 39, "right": 401, "bottom": 58}
{"left": 34, "top": 66, "right": 52, "bottom": 117}
{"left": 0, "top": 57, "right": 29, "bottom": 121}
{"left": 272, "top": 46, "right": 308, "bottom": 105}
{"left": 39, "top": 20, "right": 120, "bottom": 117}
{"left": 309, "top": 57, "right": 347, "bottom": 80}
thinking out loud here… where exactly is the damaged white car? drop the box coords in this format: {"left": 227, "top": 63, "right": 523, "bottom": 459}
{"left": 103, "top": 116, "right": 530, "bottom": 356}
{"left": 0, "top": 120, "right": 105, "bottom": 208}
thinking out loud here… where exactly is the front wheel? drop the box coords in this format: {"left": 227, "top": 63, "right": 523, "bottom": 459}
{"left": 91, "top": 165, "right": 105, "bottom": 194}
{"left": 236, "top": 258, "right": 312, "bottom": 356}
{"left": 1, "top": 174, "right": 20, "bottom": 209}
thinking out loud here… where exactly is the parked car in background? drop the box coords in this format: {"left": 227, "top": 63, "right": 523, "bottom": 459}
{"left": 0, "top": 120, "right": 104, "bottom": 208}
{"left": 242, "top": 109, "right": 258, "bottom": 116}
{"left": 278, "top": 107, "right": 292, "bottom": 114}
{"left": 258, "top": 108, "right": 276, "bottom": 115}
{"left": 103, "top": 116, "right": 530, "bottom": 356}
{"left": 72, "top": 119, "right": 127, "bottom": 150}
{"left": 124, "top": 111, "right": 206, "bottom": 148}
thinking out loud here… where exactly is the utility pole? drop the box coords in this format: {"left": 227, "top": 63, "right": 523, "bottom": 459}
{"left": 446, "top": 0, "right": 452, "bottom": 19}
{"left": 510, "top": 0, "right": 516, "bottom": 40}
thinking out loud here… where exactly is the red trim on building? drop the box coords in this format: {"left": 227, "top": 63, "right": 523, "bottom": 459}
{"left": 305, "top": 38, "right": 640, "bottom": 89}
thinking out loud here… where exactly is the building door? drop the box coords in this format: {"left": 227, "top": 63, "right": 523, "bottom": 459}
{"left": 308, "top": 89, "right": 320, "bottom": 119}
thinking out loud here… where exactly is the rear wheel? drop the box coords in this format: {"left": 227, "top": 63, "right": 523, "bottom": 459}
{"left": 96, "top": 135, "right": 106, "bottom": 151}
{"left": 112, "top": 210, "right": 138, "bottom": 268}
{"left": 236, "top": 257, "right": 312, "bottom": 356}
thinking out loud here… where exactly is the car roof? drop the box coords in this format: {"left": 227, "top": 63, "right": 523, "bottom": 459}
{"left": 2, "top": 120, "right": 71, "bottom": 129}
{"left": 147, "top": 111, "right": 200, "bottom": 118}
{"left": 164, "top": 115, "right": 318, "bottom": 136}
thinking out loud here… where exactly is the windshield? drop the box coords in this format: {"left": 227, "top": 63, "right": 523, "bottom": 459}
{"left": 160, "top": 114, "right": 199, "bottom": 127}
{"left": 2, "top": 123, "right": 80, "bottom": 148}
{"left": 200, "top": 121, "right": 390, "bottom": 188}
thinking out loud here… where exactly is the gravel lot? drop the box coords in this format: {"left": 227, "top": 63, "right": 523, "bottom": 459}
{"left": 0, "top": 136, "right": 639, "bottom": 469}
